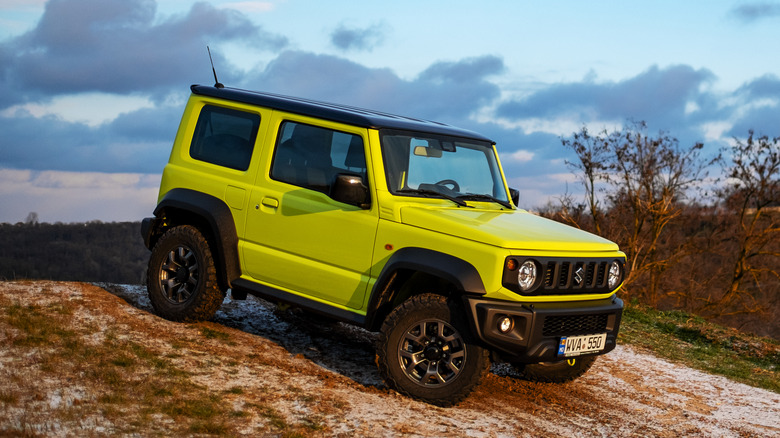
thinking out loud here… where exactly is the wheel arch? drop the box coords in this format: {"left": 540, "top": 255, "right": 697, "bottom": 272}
{"left": 147, "top": 188, "right": 241, "bottom": 291}
{"left": 365, "top": 247, "right": 486, "bottom": 331}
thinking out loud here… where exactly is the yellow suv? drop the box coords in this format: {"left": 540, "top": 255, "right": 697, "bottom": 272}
{"left": 141, "top": 84, "right": 626, "bottom": 406}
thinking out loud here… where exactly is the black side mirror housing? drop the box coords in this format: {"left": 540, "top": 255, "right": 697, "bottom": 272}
{"left": 331, "top": 174, "right": 370, "bottom": 209}
{"left": 509, "top": 188, "right": 520, "bottom": 208}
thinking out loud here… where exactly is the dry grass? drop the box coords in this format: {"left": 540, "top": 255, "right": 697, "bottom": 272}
{"left": 621, "top": 302, "right": 780, "bottom": 392}
{"left": 0, "top": 281, "right": 346, "bottom": 437}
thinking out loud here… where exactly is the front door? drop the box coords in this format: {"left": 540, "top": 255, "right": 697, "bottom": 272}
{"left": 241, "top": 115, "right": 378, "bottom": 310}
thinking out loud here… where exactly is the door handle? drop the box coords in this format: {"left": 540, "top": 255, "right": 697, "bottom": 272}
{"left": 260, "top": 197, "right": 279, "bottom": 208}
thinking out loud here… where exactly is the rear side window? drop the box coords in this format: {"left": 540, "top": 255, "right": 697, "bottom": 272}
{"left": 270, "top": 121, "right": 367, "bottom": 194}
{"left": 190, "top": 105, "right": 260, "bottom": 171}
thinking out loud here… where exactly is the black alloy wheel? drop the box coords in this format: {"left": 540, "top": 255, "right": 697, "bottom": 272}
{"left": 146, "top": 225, "right": 224, "bottom": 322}
{"left": 398, "top": 319, "right": 466, "bottom": 386}
{"left": 159, "top": 244, "right": 201, "bottom": 304}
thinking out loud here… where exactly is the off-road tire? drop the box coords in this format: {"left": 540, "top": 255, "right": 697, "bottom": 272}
{"left": 513, "top": 355, "right": 597, "bottom": 383}
{"left": 376, "top": 293, "right": 489, "bottom": 406}
{"left": 146, "top": 225, "right": 224, "bottom": 322}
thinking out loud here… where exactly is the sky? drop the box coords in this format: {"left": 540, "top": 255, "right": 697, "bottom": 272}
{"left": 0, "top": 0, "right": 779, "bottom": 223}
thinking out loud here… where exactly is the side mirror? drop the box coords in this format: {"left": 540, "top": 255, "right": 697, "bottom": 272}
{"left": 509, "top": 188, "right": 520, "bottom": 207}
{"left": 331, "top": 174, "right": 370, "bottom": 209}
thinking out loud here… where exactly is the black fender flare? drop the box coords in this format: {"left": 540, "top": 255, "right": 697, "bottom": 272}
{"left": 151, "top": 188, "right": 241, "bottom": 289}
{"left": 365, "top": 247, "right": 486, "bottom": 330}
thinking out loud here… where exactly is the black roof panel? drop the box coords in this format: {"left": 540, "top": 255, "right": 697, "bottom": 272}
{"left": 190, "top": 85, "right": 493, "bottom": 143}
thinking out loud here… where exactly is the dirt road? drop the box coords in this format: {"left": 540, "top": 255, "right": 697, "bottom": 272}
{"left": 1, "top": 281, "right": 778, "bottom": 437}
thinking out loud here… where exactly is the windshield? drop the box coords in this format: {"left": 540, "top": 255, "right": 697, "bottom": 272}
{"left": 381, "top": 130, "right": 509, "bottom": 204}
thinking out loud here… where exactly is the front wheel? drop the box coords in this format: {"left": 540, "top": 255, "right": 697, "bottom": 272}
{"left": 376, "top": 294, "right": 489, "bottom": 406}
{"left": 513, "top": 355, "right": 597, "bottom": 383}
{"left": 146, "top": 225, "right": 224, "bottom": 322}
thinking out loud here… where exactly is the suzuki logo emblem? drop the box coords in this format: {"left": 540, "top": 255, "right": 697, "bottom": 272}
{"left": 574, "top": 267, "right": 585, "bottom": 285}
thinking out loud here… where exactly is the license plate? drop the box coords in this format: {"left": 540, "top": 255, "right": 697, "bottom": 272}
{"left": 557, "top": 333, "right": 607, "bottom": 357}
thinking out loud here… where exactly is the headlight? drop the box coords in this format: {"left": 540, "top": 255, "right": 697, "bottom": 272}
{"left": 608, "top": 261, "right": 621, "bottom": 289}
{"left": 517, "top": 260, "right": 537, "bottom": 291}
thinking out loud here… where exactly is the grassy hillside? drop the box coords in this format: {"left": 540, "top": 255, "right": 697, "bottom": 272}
{"left": 3, "top": 281, "right": 776, "bottom": 436}
{"left": 620, "top": 302, "right": 779, "bottom": 393}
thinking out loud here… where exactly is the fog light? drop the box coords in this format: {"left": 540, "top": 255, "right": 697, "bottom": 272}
{"left": 608, "top": 261, "right": 621, "bottom": 289}
{"left": 498, "top": 316, "right": 513, "bottom": 333}
{"left": 517, "top": 260, "right": 537, "bottom": 291}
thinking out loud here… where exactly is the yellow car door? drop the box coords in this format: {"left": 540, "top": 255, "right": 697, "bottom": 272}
{"left": 241, "top": 114, "right": 378, "bottom": 310}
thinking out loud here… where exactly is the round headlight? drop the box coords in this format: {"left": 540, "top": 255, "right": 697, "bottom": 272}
{"left": 517, "top": 260, "right": 537, "bottom": 291}
{"left": 608, "top": 261, "right": 621, "bottom": 289}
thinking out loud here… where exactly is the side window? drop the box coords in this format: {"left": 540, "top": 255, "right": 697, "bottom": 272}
{"left": 190, "top": 105, "right": 260, "bottom": 171}
{"left": 271, "top": 121, "right": 367, "bottom": 194}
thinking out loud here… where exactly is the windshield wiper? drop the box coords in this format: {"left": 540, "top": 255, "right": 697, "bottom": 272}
{"left": 397, "top": 189, "right": 472, "bottom": 208}
{"left": 457, "top": 193, "right": 513, "bottom": 209}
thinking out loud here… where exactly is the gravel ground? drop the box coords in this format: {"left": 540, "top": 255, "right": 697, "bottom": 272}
{"left": 0, "top": 281, "right": 778, "bottom": 437}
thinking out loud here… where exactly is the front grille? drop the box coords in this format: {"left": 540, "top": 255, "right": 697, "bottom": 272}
{"left": 542, "top": 313, "right": 610, "bottom": 337}
{"left": 544, "top": 260, "right": 608, "bottom": 290}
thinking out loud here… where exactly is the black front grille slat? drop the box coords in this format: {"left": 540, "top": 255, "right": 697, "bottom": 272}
{"left": 542, "top": 314, "right": 609, "bottom": 337}
{"left": 544, "top": 262, "right": 555, "bottom": 287}
{"left": 558, "top": 262, "right": 570, "bottom": 287}
{"left": 585, "top": 263, "right": 595, "bottom": 287}
{"left": 596, "top": 262, "right": 607, "bottom": 287}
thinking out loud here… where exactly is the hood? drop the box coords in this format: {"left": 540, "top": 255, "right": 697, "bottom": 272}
{"left": 400, "top": 206, "right": 619, "bottom": 252}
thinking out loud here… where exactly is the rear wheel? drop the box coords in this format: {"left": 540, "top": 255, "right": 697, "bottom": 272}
{"left": 146, "top": 225, "right": 224, "bottom": 322}
{"left": 376, "top": 294, "right": 489, "bottom": 406}
{"left": 513, "top": 355, "right": 597, "bottom": 383}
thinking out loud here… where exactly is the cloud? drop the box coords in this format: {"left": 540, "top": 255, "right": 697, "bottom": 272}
{"left": 0, "top": 0, "right": 289, "bottom": 175}
{"left": 1, "top": 93, "right": 154, "bottom": 126}
{"left": 0, "top": 168, "right": 160, "bottom": 223}
{"left": 730, "top": 2, "right": 780, "bottom": 23}
{"left": 727, "top": 101, "right": 780, "bottom": 138}
{"left": 496, "top": 65, "right": 715, "bottom": 129}
{"left": 734, "top": 73, "right": 780, "bottom": 99}
{"left": 330, "top": 23, "right": 386, "bottom": 51}
{"left": 0, "top": 104, "right": 178, "bottom": 173}
{"left": 243, "top": 51, "right": 504, "bottom": 121}
{"left": 28, "top": 170, "right": 156, "bottom": 190}
{"left": 0, "top": 43, "right": 511, "bottom": 174}
{"left": 420, "top": 56, "right": 505, "bottom": 84}
{"left": 495, "top": 128, "right": 573, "bottom": 185}
{"left": 0, "top": 0, "right": 47, "bottom": 7}
{"left": 505, "top": 172, "right": 581, "bottom": 210}
{"left": 506, "top": 150, "right": 535, "bottom": 162}
{"left": 710, "top": 74, "right": 780, "bottom": 138}
{"left": 221, "top": 1, "right": 276, "bottom": 13}
{"left": 0, "top": 0, "right": 287, "bottom": 107}
{"left": 108, "top": 104, "right": 182, "bottom": 142}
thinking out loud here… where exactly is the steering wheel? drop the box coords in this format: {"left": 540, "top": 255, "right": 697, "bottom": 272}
{"left": 435, "top": 179, "right": 460, "bottom": 192}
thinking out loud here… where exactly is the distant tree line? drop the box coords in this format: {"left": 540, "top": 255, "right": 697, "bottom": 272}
{"left": 0, "top": 221, "right": 149, "bottom": 285}
{"left": 546, "top": 123, "right": 779, "bottom": 339}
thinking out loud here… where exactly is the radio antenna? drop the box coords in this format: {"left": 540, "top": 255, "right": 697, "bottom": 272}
{"left": 207, "top": 46, "right": 224, "bottom": 88}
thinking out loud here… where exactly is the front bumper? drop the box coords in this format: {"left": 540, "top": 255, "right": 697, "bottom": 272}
{"left": 464, "top": 295, "right": 623, "bottom": 363}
